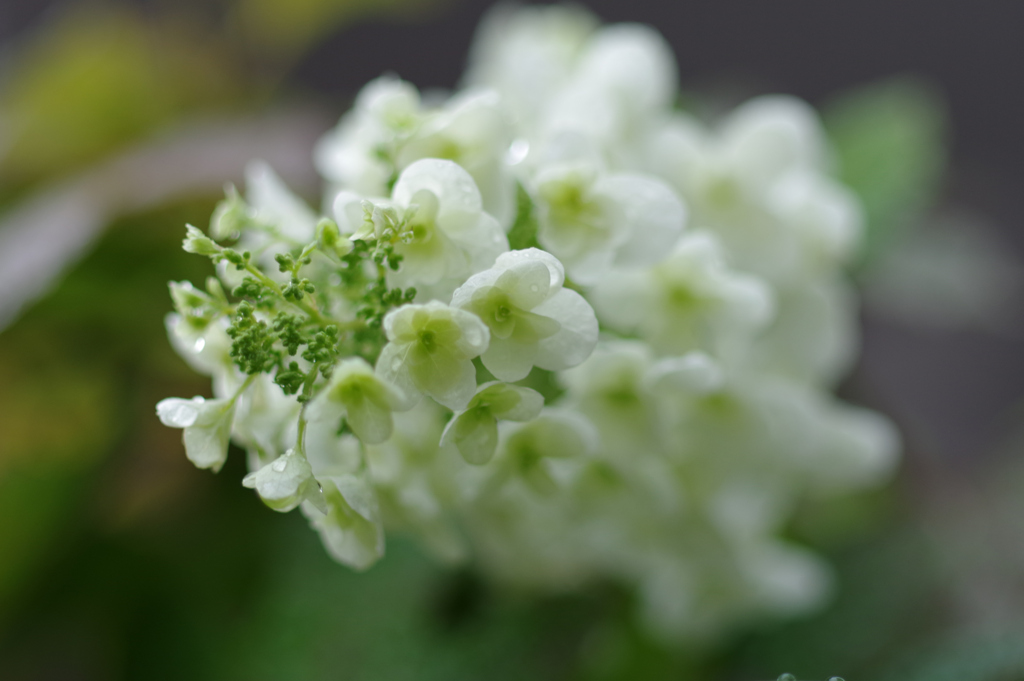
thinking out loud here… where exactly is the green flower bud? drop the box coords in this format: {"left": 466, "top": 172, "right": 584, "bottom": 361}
{"left": 182, "top": 224, "right": 221, "bottom": 256}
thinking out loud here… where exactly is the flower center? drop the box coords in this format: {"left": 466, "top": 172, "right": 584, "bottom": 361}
{"left": 418, "top": 329, "right": 437, "bottom": 352}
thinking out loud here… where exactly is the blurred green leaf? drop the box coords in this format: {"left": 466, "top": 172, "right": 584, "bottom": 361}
{"left": 878, "top": 629, "right": 1024, "bottom": 681}
{"left": 0, "top": 8, "right": 240, "bottom": 190}
{"left": 824, "top": 78, "right": 948, "bottom": 268}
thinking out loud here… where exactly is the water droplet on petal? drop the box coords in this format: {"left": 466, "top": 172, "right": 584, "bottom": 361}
{"left": 507, "top": 139, "right": 529, "bottom": 165}
{"left": 193, "top": 337, "right": 206, "bottom": 353}
{"left": 529, "top": 284, "right": 539, "bottom": 293}
{"left": 272, "top": 458, "right": 287, "bottom": 472}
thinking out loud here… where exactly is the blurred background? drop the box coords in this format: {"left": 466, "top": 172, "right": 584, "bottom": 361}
{"left": 1, "top": 1, "right": 1024, "bottom": 679}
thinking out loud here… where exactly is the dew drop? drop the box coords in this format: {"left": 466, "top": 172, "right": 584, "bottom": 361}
{"left": 529, "top": 284, "right": 540, "bottom": 293}
{"left": 507, "top": 139, "right": 529, "bottom": 165}
{"left": 192, "top": 337, "right": 206, "bottom": 353}
{"left": 272, "top": 458, "right": 287, "bottom": 472}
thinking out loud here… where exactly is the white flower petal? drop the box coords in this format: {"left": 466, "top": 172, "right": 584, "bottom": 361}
{"left": 531, "top": 289, "right": 599, "bottom": 371}
{"left": 595, "top": 173, "right": 687, "bottom": 268}
{"left": 242, "top": 449, "right": 316, "bottom": 512}
{"left": 722, "top": 95, "right": 826, "bottom": 193}
{"left": 392, "top": 159, "right": 483, "bottom": 225}
{"left": 480, "top": 339, "right": 537, "bottom": 382}
{"left": 306, "top": 474, "right": 385, "bottom": 570}
{"left": 575, "top": 23, "right": 677, "bottom": 115}
{"left": 156, "top": 397, "right": 203, "bottom": 428}
{"left": 245, "top": 161, "right": 319, "bottom": 242}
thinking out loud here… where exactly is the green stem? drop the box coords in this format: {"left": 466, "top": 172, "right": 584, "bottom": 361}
{"left": 295, "top": 362, "right": 329, "bottom": 455}
{"left": 243, "top": 263, "right": 328, "bottom": 323}
{"left": 229, "top": 373, "right": 258, "bottom": 407}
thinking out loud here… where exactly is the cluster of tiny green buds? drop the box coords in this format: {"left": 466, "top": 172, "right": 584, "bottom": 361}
{"left": 358, "top": 281, "right": 417, "bottom": 331}
{"left": 220, "top": 248, "right": 251, "bottom": 271}
{"left": 303, "top": 325, "right": 341, "bottom": 366}
{"left": 232, "top": 277, "right": 274, "bottom": 306}
{"left": 227, "top": 301, "right": 278, "bottom": 374}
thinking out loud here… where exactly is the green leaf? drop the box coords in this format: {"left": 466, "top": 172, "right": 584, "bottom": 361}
{"left": 823, "top": 78, "right": 948, "bottom": 268}
{"left": 506, "top": 183, "right": 541, "bottom": 251}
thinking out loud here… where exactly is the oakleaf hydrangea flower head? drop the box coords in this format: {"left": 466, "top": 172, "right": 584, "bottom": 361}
{"left": 452, "top": 248, "right": 598, "bottom": 381}
{"left": 440, "top": 382, "right": 544, "bottom": 464}
{"left": 155, "top": 3, "right": 901, "bottom": 644}
{"left": 376, "top": 300, "right": 490, "bottom": 411}
{"left": 156, "top": 396, "right": 236, "bottom": 472}
{"left": 309, "top": 357, "right": 408, "bottom": 444}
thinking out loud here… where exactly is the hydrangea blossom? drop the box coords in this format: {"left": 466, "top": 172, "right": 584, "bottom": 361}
{"left": 376, "top": 300, "right": 490, "bottom": 411}
{"left": 156, "top": 3, "right": 900, "bottom": 643}
{"left": 334, "top": 158, "right": 509, "bottom": 298}
{"left": 451, "top": 247, "right": 598, "bottom": 380}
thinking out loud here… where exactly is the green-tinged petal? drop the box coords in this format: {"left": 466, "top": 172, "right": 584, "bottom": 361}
{"left": 449, "top": 407, "right": 499, "bottom": 465}
{"left": 182, "top": 414, "right": 232, "bottom": 472}
{"left": 242, "top": 449, "right": 319, "bottom": 513}
{"left": 409, "top": 344, "right": 465, "bottom": 396}
{"left": 309, "top": 475, "right": 385, "bottom": 571}
{"left": 346, "top": 395, "right": 395, "bottom": 445}
{"left": 510, "top": 307, "right": 561, "bottom": 343}
{"left": 486, "top": 384, "right": 544, "bottom": 421}
{"left": 495, "top": 259, "right": 552, "bottom": 310}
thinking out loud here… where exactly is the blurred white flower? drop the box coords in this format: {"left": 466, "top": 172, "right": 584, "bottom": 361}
{"left": 533, "top": 162, "right": 686, "bottom": 283}
{"left": 589, "top": 230, "right": 773, "bottom": 360}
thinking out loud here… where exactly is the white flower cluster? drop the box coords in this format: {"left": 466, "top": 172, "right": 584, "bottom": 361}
{"left": 158, "top": 4, "right": 898, "bottom": 640}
